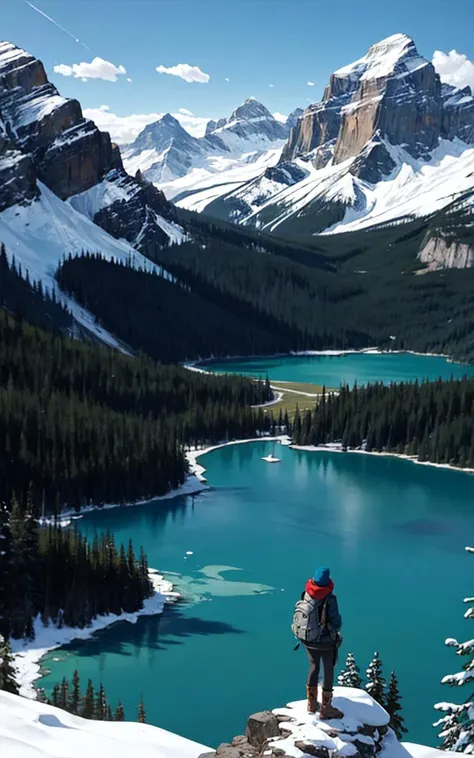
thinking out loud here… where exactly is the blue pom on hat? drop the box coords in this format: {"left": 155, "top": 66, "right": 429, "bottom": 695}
{"left": 313, "top": 566, "right": 330, "bottom": 586}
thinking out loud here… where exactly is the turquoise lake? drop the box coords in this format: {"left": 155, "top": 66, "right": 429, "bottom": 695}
{"left": 38, "top": 353, "right": 474, "bottom": 749}
{"left": 40, "top": 443, "right": 474, "bottom": 749}
{"left": 201, "top": 352, "right": 474, "bottom": 386}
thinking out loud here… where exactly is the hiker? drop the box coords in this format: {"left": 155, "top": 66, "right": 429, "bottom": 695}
{"left": 292, "top": 565, "right": 343, "bottom": 719}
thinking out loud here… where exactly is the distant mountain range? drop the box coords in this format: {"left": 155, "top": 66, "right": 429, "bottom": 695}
{"left": 125, "top": 33, "right": 474, "bottom": 255}
{"left": 122, "top": 98, "right": 303, "bottom": 198}
{"left": 0, "top": 33, "right": 473, "bottom": 286}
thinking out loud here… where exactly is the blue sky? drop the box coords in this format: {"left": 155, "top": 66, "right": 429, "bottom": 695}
{"left": 3, "top": 0, "right": 474, "bottom": 142}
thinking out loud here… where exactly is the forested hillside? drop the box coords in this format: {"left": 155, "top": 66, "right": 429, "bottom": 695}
{"left": 293, "top": 379, "right": 474, "bottom": 467}
{"left": 56, "top": 253, "right": 291, "bottom": 360}
{"left": 154, "top": 237, "right": 474, "bottom": 363}
{"left": 0, "top": 309, "right": 271, "bottom": 514}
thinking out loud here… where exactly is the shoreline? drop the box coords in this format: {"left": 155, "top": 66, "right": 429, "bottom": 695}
{"left": 11, "top": 569, "right": 179, "bottom": 699}
{"left": 184, "top": 346, "right": 468, "bottom": 373}
{"left": 290, "top": 442, "right": 474, "bottom": 475}
{"left": 41, "top": 473, "right": 208, "bottom": 527}
{"left": 186, "top": 435, "right": 474, "bottom": 480}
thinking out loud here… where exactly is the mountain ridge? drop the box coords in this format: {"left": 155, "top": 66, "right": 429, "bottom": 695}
{"left": 172, "top": 33, "right": 474, "bottom": 266}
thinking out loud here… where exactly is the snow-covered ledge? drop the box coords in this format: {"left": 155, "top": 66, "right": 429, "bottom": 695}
{"left": 198, "top": 688, "right": 458, "bottom": 758}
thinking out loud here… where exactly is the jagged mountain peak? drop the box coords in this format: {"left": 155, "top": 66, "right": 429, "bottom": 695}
{"left": 127, "top": 112, "right": 202, "bottom": 159}
{"left": 227, "top": 97, "right": 275, "bottom": 124}
{"left": 333, "top": 32, "right": 428, "bottom": 86}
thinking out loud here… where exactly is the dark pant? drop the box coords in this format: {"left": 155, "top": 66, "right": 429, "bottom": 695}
{"left": 305, "top": 644, "right": 336, "bottom": 690}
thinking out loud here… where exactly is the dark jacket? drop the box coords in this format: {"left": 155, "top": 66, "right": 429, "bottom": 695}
{"left": 301, "top": 578, "right": 342, "bottom": 646}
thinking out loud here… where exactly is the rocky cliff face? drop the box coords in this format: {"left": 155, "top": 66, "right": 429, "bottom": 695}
{"left": 282, "top": 33, "right": 474, "bottom": 181}
{"left": 0, "top": 41, "right": 120, "bottom": 201}
{"left": 0, "top": 40, "right": 182, "bottom": 247}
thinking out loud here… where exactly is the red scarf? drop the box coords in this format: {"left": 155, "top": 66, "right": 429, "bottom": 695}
{"left": 305, "top": 578, "right": 334, "bottom": 601}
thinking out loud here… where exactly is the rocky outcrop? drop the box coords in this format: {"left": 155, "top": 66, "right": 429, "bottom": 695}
{"left": 0, "top": 124, "right": 38, "bottom": 211}
{"left": 0, "top": 39, "right": 182, "bottom": 247}
{"left": 349, "top": 138, "right": 396, "bottom": 183}
{"left": 441, "top": 83, "right": 474, "bottom": 143}
{"left": 92, "top": 169, "right": 178, "bottom": 255}
{"left": 419, "top": 233, "right": 474, "bottom": 269}
{"left": 200, "top": 689, "right": 392, "bottom": 758}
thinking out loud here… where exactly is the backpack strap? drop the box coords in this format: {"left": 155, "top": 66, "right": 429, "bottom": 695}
{"left": 319, "top": 596, "right": 329, "bottom": 629}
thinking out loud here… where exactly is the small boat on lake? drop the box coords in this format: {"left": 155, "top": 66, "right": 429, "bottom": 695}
{"left": 262, "top": 454, "right": 281, "bottom": 463}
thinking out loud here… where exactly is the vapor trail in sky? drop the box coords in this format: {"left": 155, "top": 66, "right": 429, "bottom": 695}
{"left": 24, "top": 1, "right": 90, "bottom": 50}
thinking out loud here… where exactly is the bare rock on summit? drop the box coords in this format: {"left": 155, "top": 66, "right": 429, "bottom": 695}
{"left": 281, "top": 33, "right": 474, "bottom": 182}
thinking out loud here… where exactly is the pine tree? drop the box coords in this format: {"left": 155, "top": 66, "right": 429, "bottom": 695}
{"left": 70, "top": 669, "right": 81, "bottom": 714}
{"left": 386, "top": 671, "right": 407, "bottom": 739}
{"left": 338, "top": 652, "right": 362, "bottom": 689}
{"left": 95, "top": 683, "right": 107, "bottom": 720}
{"left": 366, "top": 652, "right": 386, "bottom": 707}
{"left": 0, "top": 635, "right": 19, "bottom": 694}
{"left": 434, "top": 547, "right": 474, "bottom": 752}
{"left": 81, "top": 679, "right": 95, "bottom": 719}
{"left": 138, "top": 697, "right": 146, "bottom": 724}
{"left": 114, "top": 699, "right": 125, "bottom": 721}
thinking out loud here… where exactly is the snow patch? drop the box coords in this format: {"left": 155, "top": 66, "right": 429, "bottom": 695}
{"left": 0, "top": 690, "right": 210, "bottom": 758}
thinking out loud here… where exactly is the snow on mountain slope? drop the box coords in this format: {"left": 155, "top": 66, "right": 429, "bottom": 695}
{"left": 0, "top": 183, "right": 158, "bottom": 345}
{"left": 171, "top": 146, "right": 284, "bottom": 210}
{"left": 242, "top": 139, "right": 474, "bottom": 235}
{"left": 123, "top": 99, "right": 289, "bottom": 202}
{"left": 189, "top": 34, "right": 474, "bottom": 252}
{"left": 0, "top": 691, "right": 211, "bottom": 758}
{"left": 327, "top": 140, "right": 474, "bottom": 233}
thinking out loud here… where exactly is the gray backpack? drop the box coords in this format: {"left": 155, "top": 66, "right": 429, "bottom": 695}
{"left": 291, "top": 592, "right": 329, "bottom": 643}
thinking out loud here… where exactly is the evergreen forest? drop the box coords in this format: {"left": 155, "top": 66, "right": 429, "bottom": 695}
{"left": 293, "top": 379, "right": 474, "bottom": 467}
{"left": 0, "top": 494, "right": 152, "bottom": 640}
{"left": 0, "top": 307, "right": 271, "bottom": 514}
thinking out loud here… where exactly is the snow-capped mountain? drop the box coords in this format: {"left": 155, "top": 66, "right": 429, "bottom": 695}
{"left": 175, "top": 33, "right": 474, "bottom": 261}
{"left": 122, "top": 113, "right": 222, "bottom": 184}
{"left": 122, "top": 98, "right": 295, "bottom": 199}
{"left": 0, "top": 40, "right": 185, "bottom": 263}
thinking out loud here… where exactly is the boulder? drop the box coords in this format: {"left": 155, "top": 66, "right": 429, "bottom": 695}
{"left": 246, "top": 711, "right": 280, "bottom": 748}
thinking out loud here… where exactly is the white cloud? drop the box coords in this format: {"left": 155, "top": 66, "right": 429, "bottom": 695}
{"left": 269, "top": 83, "right": 274, "bottom": 88}
{"left": 273, "top": 112, "right": 287, "bottom": 123}
{"left": 225, "top": 77, "right": 230, "bottom": 82}
{"left": 83, "top": 105, "right": 213, "bottom": 143}
{"left": 156, "top": 63, "right": 210, "bottom": 83}
{"left": 53, "top": 56, "right": 127, "bottom": 82}
{"left": 126, "top": 77, "right": 132, "bottom": 83}
{"left": 178, "top": 107, "right": 194, "bottom": 116}
{"left": 307, "top": 81, "right": 315, "bottom": 86}
{"left": 432, "top": 49, "right": 474, "bottom": 92}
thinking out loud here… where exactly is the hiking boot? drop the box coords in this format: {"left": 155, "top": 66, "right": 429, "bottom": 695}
{"left": 306, "top": 685, "right": 319, "bottom": 714}
{"left": 320, "top": 690, "right": 343, "bottom": 720}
